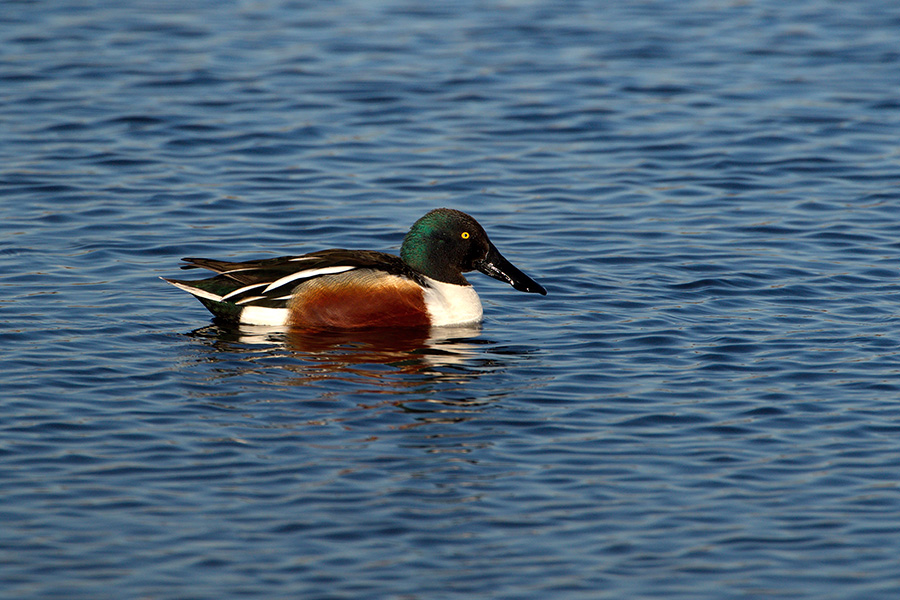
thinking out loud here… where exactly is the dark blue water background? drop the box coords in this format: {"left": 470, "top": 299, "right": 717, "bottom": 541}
{"left": 4, "top": 1, "right": 900, "bottom": 598}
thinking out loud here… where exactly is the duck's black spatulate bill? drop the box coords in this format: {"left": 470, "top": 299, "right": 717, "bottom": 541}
{"left": 474, "top": 243, "right": 547, "bottom": 295}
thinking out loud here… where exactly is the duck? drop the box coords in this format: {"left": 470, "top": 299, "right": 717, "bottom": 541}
{"left": 163, "top": 208, "right": 546, "bottom": 329}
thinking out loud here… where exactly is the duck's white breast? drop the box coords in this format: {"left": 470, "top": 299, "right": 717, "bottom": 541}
{"left": 421, "top": 276, "right": 483, "bottom": 327}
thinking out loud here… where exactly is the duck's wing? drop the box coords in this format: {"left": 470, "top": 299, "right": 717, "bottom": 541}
{"left": 163, "top": 249, "right": 419, "bottom": 312}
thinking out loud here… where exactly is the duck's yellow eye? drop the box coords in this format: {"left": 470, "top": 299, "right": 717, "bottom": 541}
{"left": 461, "top": 231, "right": 470, "bottom": 239}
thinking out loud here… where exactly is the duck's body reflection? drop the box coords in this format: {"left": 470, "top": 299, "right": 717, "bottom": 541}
{"left": 185, "top": 323, "right": 496, "bottom": 425}
{"left": 189, "top": 322, "right": 486, "bottom": 378}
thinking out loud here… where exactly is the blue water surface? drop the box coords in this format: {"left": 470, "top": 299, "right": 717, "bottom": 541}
{"left": 4, "top": 1, "right": 900, "bottom": 598}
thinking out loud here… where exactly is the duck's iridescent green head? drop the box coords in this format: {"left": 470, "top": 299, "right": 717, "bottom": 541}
{"left": 400, "top": 208, "right": 546, "bottom": 295}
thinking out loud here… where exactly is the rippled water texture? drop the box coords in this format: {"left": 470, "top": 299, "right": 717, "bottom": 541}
{"left": 4, "top": 1, "right": 900, "bottom": 598}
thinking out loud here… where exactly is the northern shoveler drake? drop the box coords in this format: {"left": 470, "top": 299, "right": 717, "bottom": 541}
{"left": 163, "top": 208, "right": 546, "bottom": 329}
